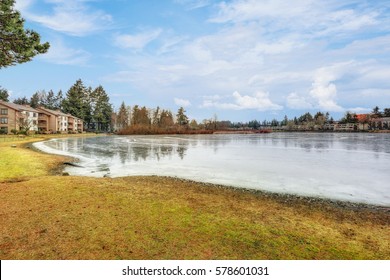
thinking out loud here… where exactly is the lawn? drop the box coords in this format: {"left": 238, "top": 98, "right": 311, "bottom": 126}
{"left": 0, "top": 136, "right": 389, "bottom": 259}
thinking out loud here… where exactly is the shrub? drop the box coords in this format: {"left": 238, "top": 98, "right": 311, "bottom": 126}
{"left": 17, "top": 130, "right": 28, "bottom": 135}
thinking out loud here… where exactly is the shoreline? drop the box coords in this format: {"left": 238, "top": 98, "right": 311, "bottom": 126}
{"left": 31, "top": 135, "right": 389, "bottom": 210}
{"left": 1, "top": 135, "right": 389, "bottom": 259}
{"left": 150, "top": 176, "right": 390, "bottom": 213}
{"left": 25, "top": 136, "right": 390, "bottom": 212}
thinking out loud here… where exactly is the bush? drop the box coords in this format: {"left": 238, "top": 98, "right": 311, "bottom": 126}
{"left": 11, "top": 129, "right": 18, "bottom": 135}
{"left": 17, "top": 130, "right": 27, "bottom": 135}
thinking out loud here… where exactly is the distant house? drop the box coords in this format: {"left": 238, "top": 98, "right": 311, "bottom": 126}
{"left": 334, "top": 123, "right": 357, "bottom": 131}
{"left": 370, "top": 117, "right": 390, "bottom": 130}
{"left": 0, "top": 101, "right": 40, "bottom": 134}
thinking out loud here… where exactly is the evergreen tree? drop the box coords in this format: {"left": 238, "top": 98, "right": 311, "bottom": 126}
{"left": 44, "top": 90, "right": 59, "bottom": 110}
{"left": 341, "top": 111, "right": 357, "bottom": 123}
{"left": 0, "top": 86, "right": 9, "bottom": 101}
{"left": 314, "top": 111, "right": 326, "bottom": 126}
{"left": 117, "top": 101, "right": 129, "bottom": 130}
{"left": 248, "top": 120, "right": 260, "bottom": 129}
{"left": 92, "top": 85, "right": 112, "bottom": 131}
{"left": 189, "top": 119, "right": 198, "bottom": 130}
{"left": 131, "top": 105, "right": 140, "bottom": 125}
{"left": 372, "top": 106, "right": 382, "bottom": 118}
{"left": 283, "top": 115, "right": 288, "bottom": 126}
{"left": 298, "top": 112, "right": 313, "bottom": 124}
{"left": 62, "top": 79, "right": 89, "bottom": 125}
{"left": 138, "top": 106, "right": 150, "bottom": 126}
{"left": 84, "top": 86, "right": 94, "bottom": 130}
{"left": 30, "top": 92, "right": 40, "bottom": 108}
{"left": 384, "top": 108, "right": 390, "bottom": 117}
{"left": 13, "top": 96, "right": 29, "bottom": 105}
{"left": 176, "top": 107, "right": 189, "bottom": 126}
{"left": 160, "top": 109, "right": 174, "bottom": 128}
{"left": 0, "top": 0, "right": 49, "bottom": 68}
{"left": 152, "top": 106, "right": 160, "bottom": 126}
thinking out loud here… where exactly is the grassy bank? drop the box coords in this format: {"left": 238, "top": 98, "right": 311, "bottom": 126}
{"left": 0, "top": 136, "right": 389, "bottom": 259}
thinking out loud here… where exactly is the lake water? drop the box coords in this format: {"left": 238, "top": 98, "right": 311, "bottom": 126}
{"left": 34, "top": 133, "right": 390, "bottom": 206}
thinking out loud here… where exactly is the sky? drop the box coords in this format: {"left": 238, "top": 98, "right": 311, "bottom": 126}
{"left": 1, "top": 0, "right": 390, "bottom": 122}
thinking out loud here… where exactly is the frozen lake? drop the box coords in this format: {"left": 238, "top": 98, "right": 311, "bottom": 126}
{"left": 34, "top": 133, "right": 390, "bottom": 206}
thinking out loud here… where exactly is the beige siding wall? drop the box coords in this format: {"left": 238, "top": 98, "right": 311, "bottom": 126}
{"left": 0, "top": 106, "right": 18, "bottom": 133}
{"left": 48, "top": 115, "right": 58, "bottom": 132}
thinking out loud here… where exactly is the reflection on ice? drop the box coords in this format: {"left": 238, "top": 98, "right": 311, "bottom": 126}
{"left": 33, "top": 133, "right": 390, "bottom": 206}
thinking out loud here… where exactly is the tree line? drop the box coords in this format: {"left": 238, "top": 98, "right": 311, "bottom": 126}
{"left": 0, "top": 80, "right": 113, "bottom": 132}
{"left": 2, "top": 83, "right": 389, "bottom": 133}
{"left": 114, "top": 102, "right": 197, "bottom": 135}
{"left": 232, "top": 107, "right": 390, "bottom": 131}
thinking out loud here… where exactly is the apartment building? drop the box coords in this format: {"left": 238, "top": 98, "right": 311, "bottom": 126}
{"left": 0, "top": 101, "right": 39, "bottom": 134}
{"left": 37, "top": 107, "right": 83, "bottom": 133}
{"left": 66, "top": 114, "right": 84, "bottom": 133}
{"left": 0, "top": 100, "right": 83, "bottom": 134}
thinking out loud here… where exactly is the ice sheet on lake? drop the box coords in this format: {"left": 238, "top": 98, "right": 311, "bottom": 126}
{"left": 33, "top": 133, "right": 390, "bottom": 206}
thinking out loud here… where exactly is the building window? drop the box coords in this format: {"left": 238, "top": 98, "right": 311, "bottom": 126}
{"left": 0, "top": 108, "right": 8, "bottom": 115}
{"left": 33, "top": 120, "right": 37, "bottom": 125}
{"left": 33, "top": 113, "right": 37, "bottom": 117}
{"left": 0, "top": 117, "right": 8, "bottom": 124}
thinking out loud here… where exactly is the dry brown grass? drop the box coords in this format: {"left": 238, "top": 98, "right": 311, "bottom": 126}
{"left": 0, "top": 136, "right": 389, "bottom": 260}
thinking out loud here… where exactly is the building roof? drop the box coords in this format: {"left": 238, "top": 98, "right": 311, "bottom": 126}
{"left": 356, "top": 114, "right": 371, "bottom": 122}
{"left": 37, "top": 107, "right": 69, "bottom": 117}
{"left": 0, "top": 100, "right": 40, "bottom": 113}
{"left": 0, "top": 101, "right": 82, "bottom": 121}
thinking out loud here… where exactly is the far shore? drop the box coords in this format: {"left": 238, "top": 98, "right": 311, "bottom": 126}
{"left": 0, "top": 134, "right": 389, "bottom": 260}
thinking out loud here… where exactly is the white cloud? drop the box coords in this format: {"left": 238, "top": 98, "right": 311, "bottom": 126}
{"left": 233, "top": 91, "right": 282, "bottom": 110}
{"left": 14, "top": 0, "right": 34, "bottom": 11}
{"left": 309, "top": 62, "right": 356, "bottom": 112}
{"left": 105, "top": 1, "right": 389, "bottom": 119}
{"left": 157, "top": 36, "right": 188, "bottom": 55}
{"left": 322, "top": 10, "right": 378, "bottom": 33}
{"left": 174, "top": 0, "right": 211, "bottom": 10}
{"left": 174, "top": 98, "right": 191, "bottom": 107}
{"left": 210, "top": 0, "right": 312, "bottom": 23}
{"left": 347, "top": 107, "right": 371, "bottom": 113}
{"left": 114, "top": 29, "right": 163, "bottom": 50}
{"left": 202, "top": 91, "right": 282, "bottom": 111}
{"left": 286, "top": 93, "right": 313, "bottom": 109}
{"left": 209, "top": 0, "right": 381, "bottom": 38}
{"left": 20, "top": 0, "right": 112, "bottom": 36}
{"left": 310, "top": 82, "right": 343, "bottom": 111}
{"left": 40, "top": 39, "right": 91, "bottom": 65}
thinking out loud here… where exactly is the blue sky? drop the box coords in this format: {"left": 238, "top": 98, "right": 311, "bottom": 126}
{"left": 1, "top": 0, "right": 390, "bottom": 122}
